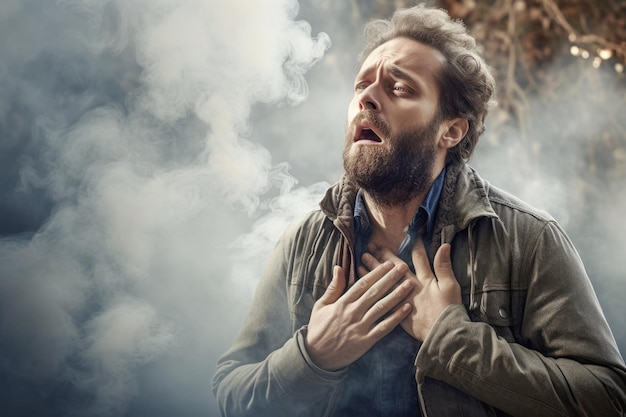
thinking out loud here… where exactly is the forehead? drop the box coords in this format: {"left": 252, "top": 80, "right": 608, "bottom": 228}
{"left": 358, "top": 37, "right": 446, "bottom": 85}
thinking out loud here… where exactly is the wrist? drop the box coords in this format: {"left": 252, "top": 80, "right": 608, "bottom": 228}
{"left": 300, "top": 326, "right": 347, "bottom": 374}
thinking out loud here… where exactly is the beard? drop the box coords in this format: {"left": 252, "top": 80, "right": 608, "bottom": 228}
{"left": 343, "top": 110, "right": 440, "bottom": 207}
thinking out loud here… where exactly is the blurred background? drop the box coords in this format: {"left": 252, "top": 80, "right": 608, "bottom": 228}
{"left": 1, "top": 0, "right": 624, "bottom": 415}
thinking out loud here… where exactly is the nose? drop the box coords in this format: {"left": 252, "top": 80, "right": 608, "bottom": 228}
{"left": 358, "top": 83, "right": 381, "bottom": 112}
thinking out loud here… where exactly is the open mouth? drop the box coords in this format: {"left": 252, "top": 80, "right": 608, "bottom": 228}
{"left": 355, "top": 126, "right": 383, "bottom": 143}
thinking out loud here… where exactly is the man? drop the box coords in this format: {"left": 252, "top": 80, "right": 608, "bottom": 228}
{"left": 212, "top": 4, "right": 626, "bottom": 416}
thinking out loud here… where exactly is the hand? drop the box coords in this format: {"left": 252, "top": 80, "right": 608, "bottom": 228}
{"left": 361, "top": 236, "right": 462, "bottom": 341}
{"left": 305, "top": 262, "right": 415, "bottom": 371}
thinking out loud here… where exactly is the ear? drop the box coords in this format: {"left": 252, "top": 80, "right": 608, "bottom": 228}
{"left": 438, "top": 117, "right": 469, "bottom": 150}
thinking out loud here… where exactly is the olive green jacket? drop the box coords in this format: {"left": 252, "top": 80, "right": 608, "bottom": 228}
{"left": 212, "top": 163, "right": 626, "bottom": 417}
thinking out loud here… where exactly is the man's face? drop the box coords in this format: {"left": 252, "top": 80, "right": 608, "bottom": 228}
{"left": 343, "top": 37, "right": 447, "bottom": 205}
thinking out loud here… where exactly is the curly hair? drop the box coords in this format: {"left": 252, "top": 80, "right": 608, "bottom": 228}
{"left": 359, "top": 4, "right": 496, "bottom": 163}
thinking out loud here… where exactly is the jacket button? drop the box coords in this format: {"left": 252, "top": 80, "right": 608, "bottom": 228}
{"left": 498, "top": 307, "right": 509, "bottom": 319}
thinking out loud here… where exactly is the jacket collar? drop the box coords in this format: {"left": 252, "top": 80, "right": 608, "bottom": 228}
{"left": 319, "top": 174, "right": 358, "bottom": 223}
{"left": 441, "top": 163, "right": 498, "bottom": 230}
{"left": 319, "top": 162, "right": 498, "bottom": 243}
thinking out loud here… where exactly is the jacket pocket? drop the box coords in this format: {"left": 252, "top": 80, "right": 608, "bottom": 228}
{"left": 472, "top": 289, "right": 517, "bottom": 343}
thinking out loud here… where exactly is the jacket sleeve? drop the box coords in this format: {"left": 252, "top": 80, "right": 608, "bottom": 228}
{"left": 415, "top": 220, "right": 626, "bottom": 417}
{"left": 211, "top": 227, "right": 346, "bottom": 417}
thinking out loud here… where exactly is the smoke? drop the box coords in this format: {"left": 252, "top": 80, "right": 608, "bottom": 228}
{"left": 0, "top": 0, "right": 329, "bottom": 415}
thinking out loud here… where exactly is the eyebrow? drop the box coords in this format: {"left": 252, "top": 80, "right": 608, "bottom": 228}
{"left": 356, "top": 63, "right": 429, "bottom": 95}
{"left": 388, "top": 65, "right": 415, "bottom": 83}
{"left": 356, "top": 63, "right": 422, "bottom": 89}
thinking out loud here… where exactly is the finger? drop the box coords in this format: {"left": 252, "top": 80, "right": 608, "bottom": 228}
{"left": 357, "top": 265, "right": 369, "bottom": 279}
{"left": 433, "top": 243, "right": 453, "bottom": 282}
{"left": 317, "top": 265, "right": 346, "bottom": 305}
{"left": 361, "top": 252, "right": 382, "bottom": 272}
{"left": 365, "top": 245, "right": 403, "bottom": 266}
{"left": 363, "top": 250, "right": 414, "bottom": 293}
{"left": 361, "top": 278, "right": 414, "bottom": 324}
{"left": 411, "top": 234, "right": 433, "bottom": 282}
{"left": 342, "top": 261, "right": 395, "bottom": 303}
{"left": 433, "top": 243, "right": 460, "bottom": 291}
{"left": 369, "top": 302, "right": 412, "bottom": 341}
{"left": 358, "top": 263, "right": 409, "bottom": 309}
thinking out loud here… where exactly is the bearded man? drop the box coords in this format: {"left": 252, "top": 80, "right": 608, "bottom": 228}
{"left": 212, "top": 5, "right": 626, "bottom": 417}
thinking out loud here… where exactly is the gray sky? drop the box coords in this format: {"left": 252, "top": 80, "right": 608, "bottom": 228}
{"left": 0, "top": 1, "right": 624, "bottom": 416}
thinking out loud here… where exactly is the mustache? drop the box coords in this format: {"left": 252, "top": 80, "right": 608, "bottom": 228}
{"left": 351, "top": 110, "right": 391, "bottom": 138}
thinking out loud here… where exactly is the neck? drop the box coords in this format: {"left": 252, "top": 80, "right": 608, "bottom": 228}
{"left": 362, "top": 189, "right": 427, "bottom": 253}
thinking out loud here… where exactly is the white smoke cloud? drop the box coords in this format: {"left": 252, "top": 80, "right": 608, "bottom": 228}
{"left": 231, "top": 180, "right": 330, "bottom": 292}
{"left": 0, "top": 0, "right": 329, "bottom": 415}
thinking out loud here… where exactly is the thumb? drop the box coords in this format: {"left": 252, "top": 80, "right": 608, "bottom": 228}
{"left": 433, "top": 243, "right": 454, "bottom": 283}
{"left": 433, "top": 244, "right": 461, "bottom": 303}
{"left": 318, "top": 265, "right": 346, "bottom": 305}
